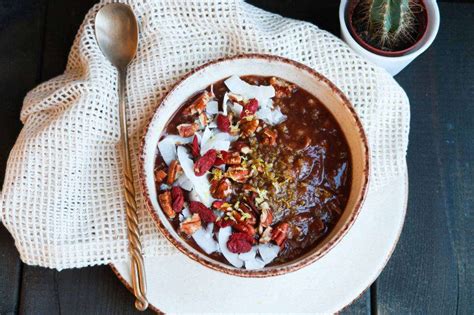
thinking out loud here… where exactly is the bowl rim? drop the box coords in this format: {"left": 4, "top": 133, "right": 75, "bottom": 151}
{"left": 139, "top": 53, "right": 370, "bottom": 278}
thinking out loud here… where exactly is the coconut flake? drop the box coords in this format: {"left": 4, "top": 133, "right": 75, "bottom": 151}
{"left": 177, "top": 146, "right": 214, "bottom": 206}
{"left": 218, "top": 227, "right": 244, "bottom": 268}
{"left": 224, "top": 75, "right": 275, "bottom": 105}
{"left": 192, "top": 223, "right": 219, "bottom": 254}
{"left": 206, "top": 100, "right": 219, "bottom": 115}
{"left": 207, "top": 121, "right": 218, "bottom": 129}
{"left": 257, "top": 105, "right": 287, "bottom": 126}
{"left": 238, "top": 246, "right": 258, "bottom": 261}
{"left": 174, "top": 173, "right": 193, "bottom": 191}
{"left": 229, "top": 102, "right": 243, "bottom": 116}
{"left": 160, "top": 183, "right": 171, "bottom": 190}
{"left": 244, "top": 257, "right": 266, "bottom": 270}
{"left": 258, "top": 243, "right": 280, "bottom": 264}
{"left": 200, "top": 129, "right": 235, "bottom": 155}
{"left": 188, "top": 188, "right": 200, "bottom": 202}
{"left": 222, "top": 93, "right": 230, "bottom": 115}
{"left": 158, "top": 135, "right": 193, "bottom": 165}
{"left": 179, "top": 207, "right": 191, "bottom": 222}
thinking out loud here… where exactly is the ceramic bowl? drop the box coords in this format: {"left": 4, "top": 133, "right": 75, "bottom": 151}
{"left": 140, "top": 54, "right": 370, "bottom": 277}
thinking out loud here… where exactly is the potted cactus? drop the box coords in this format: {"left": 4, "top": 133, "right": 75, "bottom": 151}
{"left": 339, "top": 0, "right": 440, "bottom": 75}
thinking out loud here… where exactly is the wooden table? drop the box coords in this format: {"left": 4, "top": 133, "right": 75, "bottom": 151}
{"left": 0, "top": 1, "right": 472, "bottom": 314}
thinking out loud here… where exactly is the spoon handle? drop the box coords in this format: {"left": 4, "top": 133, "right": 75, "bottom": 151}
{"left": 118, "top": 68, "right": 149, "bottom": 311}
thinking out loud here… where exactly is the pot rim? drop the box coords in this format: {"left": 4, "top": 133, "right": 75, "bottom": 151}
{"left": 139, "top": 53, "right": 370, "bottom": 278}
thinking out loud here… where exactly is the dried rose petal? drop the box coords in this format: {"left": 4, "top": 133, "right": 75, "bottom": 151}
{"left": 171, "top": 186, "right": 184, "bottom": 213}
{"left": 241, "top": 98, "right": 258, "bottom": 118}
{"left": 216, "top": 217, "right": 233, "bottom": 228}
{"left": 191, "top": 135, "right": 200, "bottom": 158}
{"left": 194, "top": 149, "right": 217, "bottom": 176}
{"left": 189, "top": 201, "right": 216, "bottom": 223}
{"left": 227, "top": 232, "right": 254, "bottom": 253}
{"left": 216, "top": 114, "right": 231, "bottom": 132}
{"left": 214, "top": 150, "right": 229, "bottom": 166}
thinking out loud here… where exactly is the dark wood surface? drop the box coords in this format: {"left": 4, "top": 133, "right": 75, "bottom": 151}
{"left": 0, "top": 1, "right": 472, "bottom": 314}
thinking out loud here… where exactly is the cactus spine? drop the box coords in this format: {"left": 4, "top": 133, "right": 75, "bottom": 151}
{"left": 362, "top": 0, "right": 415, "bottom": 50}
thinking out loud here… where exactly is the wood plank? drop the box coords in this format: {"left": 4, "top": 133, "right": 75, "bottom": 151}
{"left": 16, "top": 1, "right": 151, "bottom": 314}
{"left": 57, "top": 266, "right": 154, "bottom": 315}
{"left": 340, "top": 290, "right": 371, "bottom": 315}
{"left": 19, "top": 266, "right": 60, "bottom": 314}
{"left": 247, "top": 0, "right": 341, "bottom": 35}
{"left": 0, "top": 0, "right": 48, "bottom": 313}
{"left": 375, "top": 3, "right": 473, "bottom": 314}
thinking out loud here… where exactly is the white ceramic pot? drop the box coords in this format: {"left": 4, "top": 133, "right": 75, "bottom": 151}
{"left": 339, "top": 0, "right": 440, "bottom": 76}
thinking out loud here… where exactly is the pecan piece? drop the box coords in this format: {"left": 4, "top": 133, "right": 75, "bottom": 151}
{"left": 212, "top": 201, "right": 232, "bottom": 212}
{"left": 199, "top": 112, "right": 208, "bottom": 127}
{"left": 154, "top": 169, "right": 167, "bottom": 184}
{"left": 226, "top": 166, "right": 250, "bottom": 183}
{"left": 240, "top": 118, "right": 259, "bottom": 137}
{"left": 210, "top": 178, "right": 232, "bottom": 199}
{"left": 180, "top": 213, "right": 202, "bottom": 236}
{"left": 158, "top": 191, "right": 175, "bottom": 219}
{"left": 259, "top": 226, "right": 273, "bottom": 244}
{"left": 261, "top": 127, "right": 278, "bottom": 146}
{"left": 233, "top": 141, "right": 252, "bottom": 154}
{"left": 177, "top": 123, "right": 199, "bottom": 137}
{"left": 272, "top": 222, "right": 289, "bottom": 247}
{"left": 166, "top": 160, "right": 182, "bottom": 185}
{"left": 225, "top": 152, "right": 241, "bottom": 165}
{"left": 270, "top": 77, "right": 296, "bottom": 98}
{"left": 259, "top": 207, "right": 273, "bottom": 229}
{"left": 182, "top": 91, "right": 213, "bottom": 115}
{"left": 233, "top": 223, "right": 256, "bottom": 237}
{"left": 238, "top": 203, "right": 257, "bottom": 225}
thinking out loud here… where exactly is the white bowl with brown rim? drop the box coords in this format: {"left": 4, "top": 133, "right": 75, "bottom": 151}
{"left": 140, "top": 54, "right": 370, "bottom": 277}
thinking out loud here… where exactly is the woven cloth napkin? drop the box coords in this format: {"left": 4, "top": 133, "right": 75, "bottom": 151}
{"left": 0, "top": 0, "right": 409, "bottom": 270}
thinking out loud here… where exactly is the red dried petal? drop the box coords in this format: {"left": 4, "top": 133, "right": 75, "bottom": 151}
{"left": 194, "top": 149, "right": 217, "bottom": 176}
{"left": 214, "top": 150, "right": 229, "bottom": 166}
{"left": 227, "top": 232, "right": 254, "bottom": 253}
{"left": 240, "top": 98, "right": 258, "bottom": 118}
{"left": 216, "top": 114, "right": 230, "bottom": 132}
{"left": 171, "top": 186, "right": 184, "bottom": 213}
{"left": 191, "top": 135, "right": 200, "bottom": 158}
{"left": 189, "top": 201, "right": 216, "bottom": 223}
{"left": 216, "top": 218, "right": 234, "bottom": 228}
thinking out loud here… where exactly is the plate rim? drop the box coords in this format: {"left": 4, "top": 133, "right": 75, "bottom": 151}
{"left": 110, "top": 164, "right": 408, "bottom": 314}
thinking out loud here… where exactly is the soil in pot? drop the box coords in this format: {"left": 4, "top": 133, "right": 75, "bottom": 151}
{"left": 348, "top": 0, "right": 428, "bottom": 55}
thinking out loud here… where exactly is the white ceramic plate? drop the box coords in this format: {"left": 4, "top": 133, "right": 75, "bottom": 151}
{"left": 139, "top": 55, "right": 370, "bottom": 277}
{"left": 111, "top": 167, "right": 407, "bottom": 313}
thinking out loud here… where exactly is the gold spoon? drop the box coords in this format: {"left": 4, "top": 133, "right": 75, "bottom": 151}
{"left": 95, "top": 3, "right": 148, "bottom": 311}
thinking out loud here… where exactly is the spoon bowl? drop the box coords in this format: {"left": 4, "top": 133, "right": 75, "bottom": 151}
{"left": 95, "top": 3, "right": 138, "bottom": 69}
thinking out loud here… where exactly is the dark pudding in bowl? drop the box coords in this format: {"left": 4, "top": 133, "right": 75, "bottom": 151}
{"left": 154, "top": 75, "right": 351, "bottom": 269}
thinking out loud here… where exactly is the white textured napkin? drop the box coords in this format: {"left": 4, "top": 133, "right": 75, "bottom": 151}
{"left": 0, "top": 0, "right": 409, "bottom": 270}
